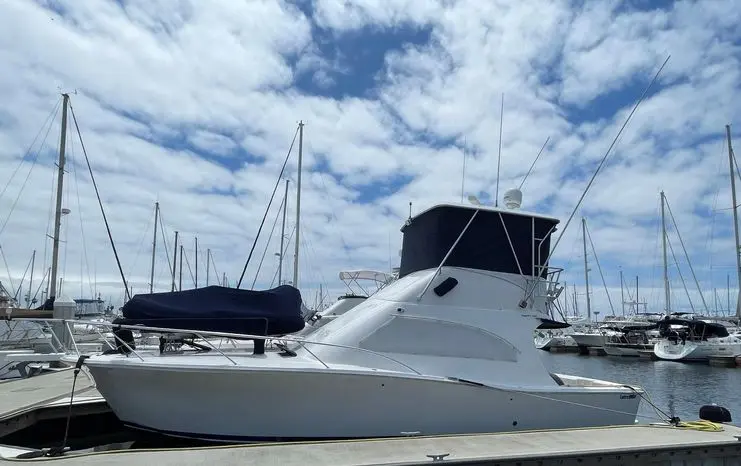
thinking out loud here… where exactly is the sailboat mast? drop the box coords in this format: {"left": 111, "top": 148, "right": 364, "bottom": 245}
{"left": 292, "top": 122, "right": 304, "bottom": 288}
{"left": 149, "top": 202, "right": 159, "bottom": 294}
{"left": 728, "top": 274, "right": 731, "bottom": 314}
{"left": 725, "top": 125, "right": 741, "bottom": 317}
{"left": 660, "top": 191, "right": 671, "bottom": 315}
{"left": 171, "top": 231, "right": 179, "bottom": 292}
{"left": 27, "top": 250, "right": 36, "bottom": 307}
{"left": 279, "top": 179, "right": 289, "bottom": 286}
{"left": 635, "top": 276, "right": 639, "bottom": 313}
{"left": 206, "top": 248, "right": 210, "bottom": 286}
{"left": 195, "top": 236, "right": 198, "bottom": 288}
{"left": 620, "top": 269, "right": 625, "bottom": 315}
{"left": 581, "top": 218, "right": 591, "bottom": 321}
{"left": 179, "top": 244, "right": 183, "bottom": 291}
{"left": 49, "top": 93, "right": 69, "bottom": 300}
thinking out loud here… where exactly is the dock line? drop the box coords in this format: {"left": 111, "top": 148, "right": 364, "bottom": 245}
{"left": 15, "top": 355, "right": 90, "bottom": 460}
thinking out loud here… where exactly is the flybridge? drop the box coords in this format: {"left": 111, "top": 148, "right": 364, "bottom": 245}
{"left": 399, "top": 203, "right": 560, "bottom": 279}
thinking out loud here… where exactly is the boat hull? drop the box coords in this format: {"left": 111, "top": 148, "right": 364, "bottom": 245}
{"left": 654, "top": 339, "right": 741, "bottom": 361}
{"left": 86, "top": 362, "right": 640, "bottom": 441}
{"left": 569, "top": 333, "right": 605, "bottom": 349}
{"left": 534, "top": 335, "right": 575, "bottom": 351}
{"left": 603, "top": 343, "right": 653, "bottom": 357}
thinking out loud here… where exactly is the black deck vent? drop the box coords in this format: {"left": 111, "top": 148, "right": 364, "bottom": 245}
{"left": 433, "top": 277, "right": 458, "bottom": 297}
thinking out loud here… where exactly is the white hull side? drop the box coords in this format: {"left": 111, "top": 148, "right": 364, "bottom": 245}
{"left": 87, "top": 363, "right": 640, "bottom": 440}
{"left": 654, "top": 339, "right": 741, "bottom": 361}
{"left": 603, "top": 343, "right": 652, "bottom": 357}
{"left": 534, "top": 335, "right": 575, "bottom": 350}
{"left": 569, "top": 333, "right": 605, "bottom": 348}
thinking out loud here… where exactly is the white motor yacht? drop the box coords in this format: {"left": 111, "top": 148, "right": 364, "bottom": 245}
{"left": 83, "top": 194, "right": 643, "bottom": 442}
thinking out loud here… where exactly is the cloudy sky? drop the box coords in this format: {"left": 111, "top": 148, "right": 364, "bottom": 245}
{"left": 0, "top": 0, "right": 740, "bottom": 317}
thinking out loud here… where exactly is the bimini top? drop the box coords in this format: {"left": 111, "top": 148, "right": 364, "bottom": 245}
{"left": 116, "top": 285, "right": 305, "bottom": 336}
{"left": 399, "top": 203, "right": 560, "bottom": 278}
{"left": 657, "top": 318, "right": 729, "bottom": 338}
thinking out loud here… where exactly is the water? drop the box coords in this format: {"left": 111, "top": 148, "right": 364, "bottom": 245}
{"left": 541, "top": 352, "right": 741, "bottom": 426}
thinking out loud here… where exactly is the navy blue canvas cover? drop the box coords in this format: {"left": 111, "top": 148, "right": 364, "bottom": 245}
{"left": 115, "top": 285, "right": 305, "bottom": 336}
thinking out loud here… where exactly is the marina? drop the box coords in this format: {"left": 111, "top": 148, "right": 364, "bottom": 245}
{"left": 2, "top": 2, "right": 741, "bottom": 464}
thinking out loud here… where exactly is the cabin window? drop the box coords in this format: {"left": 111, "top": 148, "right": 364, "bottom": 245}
{"left": 358, "top": 315, "right": 519, "bottom": 362}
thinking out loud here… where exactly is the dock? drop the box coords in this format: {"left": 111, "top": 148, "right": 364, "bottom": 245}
{"left": 2, "top": 423, "right": 740, "bottom": 465}
{"left": 0, "top": 369, "right": 108, "bottom": 438}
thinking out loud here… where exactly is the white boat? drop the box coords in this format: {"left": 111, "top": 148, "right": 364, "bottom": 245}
{"left": 653, "top": 318, "right": 741, "bottom": 361}
{"left": 534, "top": 330, "right": 576, "bottom": 350}
{"left": 568, "top": 330, "right": 606, "bottom": 349}
{"left": 603, "top": 324, "right": 658, "bottom": 357}
{"left": 83, "top": 193, "right": 643, "bottom": 441}
{"left": 302, "top": 270, "right": 395, "bottom": 332}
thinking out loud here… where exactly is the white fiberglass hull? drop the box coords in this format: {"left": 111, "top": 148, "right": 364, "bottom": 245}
{"left": 86, "top": 359, "right": 640, "bottom": 441}
{"left": 654, "top": 339, "right": 741, "bottom": 362}
{"left": 603, "top": 343, "right": 653, "bottom": 357}
{"left": 569, "top": 333, "right": 605, "bottom": 348}
{"left": 534, "top": 335, "right": 575, "bottom": 351}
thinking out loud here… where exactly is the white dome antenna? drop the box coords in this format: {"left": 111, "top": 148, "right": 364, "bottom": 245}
{"left": 503, "top": 188, "right": 522, "bottom": 209}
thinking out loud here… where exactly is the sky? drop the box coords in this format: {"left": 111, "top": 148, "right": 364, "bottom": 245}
{"left": 0, "top": 0, "right": 740, "bottom": 317}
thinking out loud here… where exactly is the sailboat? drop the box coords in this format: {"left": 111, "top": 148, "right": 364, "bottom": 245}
{"left": 82, "top": 188, "right": 643, "bottom": 441}
{"left": 567, "top": 219, "right": 617, "bottom": 351}
{"left": 654, "top": 128, "right": 741, "bottom": 361}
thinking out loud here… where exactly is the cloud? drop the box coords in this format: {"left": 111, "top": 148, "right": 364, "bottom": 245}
{"left": 0, "top": 0, "right": 740, "bottom": 317}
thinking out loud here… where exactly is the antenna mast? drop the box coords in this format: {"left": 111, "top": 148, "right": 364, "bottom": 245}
{"left": 495, "top": 93, "right": 504, "bottom": 207}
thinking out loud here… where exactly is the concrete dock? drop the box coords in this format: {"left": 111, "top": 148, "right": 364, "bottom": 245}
{"left": 0, "top": 368, "right": 107, "bottom": 438}
{"left": 1, "top": 423, "right": 739, "bottom": 465}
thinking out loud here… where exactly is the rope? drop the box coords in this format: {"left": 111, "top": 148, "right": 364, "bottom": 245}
{"left": 519, "top": 136, "right": 550, "bottom": 190}
{"left": 0, "top": 101, "right": 59, "bottom": 237}
{"left": 237, "top": 125, "right": 300, "bottom": 288}
{"left": 157, "top": 209, "right": 173, "bottom": 282}
{"left": 548, "top": 55, "right": 670, "bottom": 261}
{"left": 251, "top": 194, "right": 285, "bottom": 289}
{"left": 664, "top": 196, "right": 709, "bottom": 312}
{"left": 68, "top": 129, "right": 95, "bottom": 299}
{"left": 270, "top": 224, "right": 296, "bottom": 287}
{"left": 0, "top": 97, "right": 60, "bottom": 203}
{"left": 69, "top": 102, "right": 130, "bottom": 301}
{"left": 584, "top": 221, "right": 614, "bottom": 314}
{"left": 182, "top": 247, "right": 196, "bottom": 287}
{"left": 673, "top": 420, "right": 724, "bottom": 432}
{"left": 0, "top": 245, "right": 16, "bottom": 299}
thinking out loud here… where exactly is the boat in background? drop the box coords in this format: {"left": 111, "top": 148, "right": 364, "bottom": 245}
{"left": 603, "top": 323, "right": 658, "bottom": 357}
{"left": 302, "top": 270, "right": 395, "bottom": 332}
{"left": 653, "top": 318, "right": 741, "bottom": 362}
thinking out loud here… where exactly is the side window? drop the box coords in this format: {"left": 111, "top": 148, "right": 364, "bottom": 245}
{"left": 359, "top": 316, "right": 518, "bottom": 362}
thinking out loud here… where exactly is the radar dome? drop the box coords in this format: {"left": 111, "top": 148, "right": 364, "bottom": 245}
{"left": 503, "top": 188, "right": 522, "bottom": 209}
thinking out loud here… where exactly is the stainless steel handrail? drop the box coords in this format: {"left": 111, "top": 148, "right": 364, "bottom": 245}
{"left": 18, "top": 318, "right": 422, "bottom": 375}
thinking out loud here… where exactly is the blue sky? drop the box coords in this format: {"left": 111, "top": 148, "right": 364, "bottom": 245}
{"left": 0, "top": 0, "right": 740, "bottom": 316}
